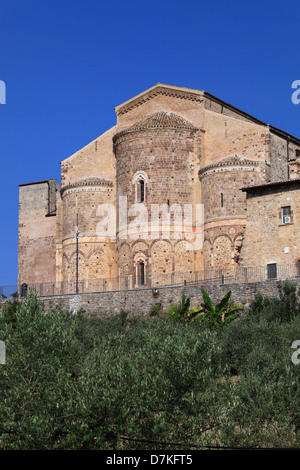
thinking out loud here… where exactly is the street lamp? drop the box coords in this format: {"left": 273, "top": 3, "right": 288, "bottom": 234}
{"left": 75, "top": 230, "right": 84, "bottom": 294}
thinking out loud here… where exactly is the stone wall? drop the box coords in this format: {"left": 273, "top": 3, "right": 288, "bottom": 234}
{"left": 1, "top": 280, "right": 295, "bottom": 319}
{"left": 18, "top": 180, "right": 59, "bottom": 286}
{"left": 202, "top": 109, "right": 269, "bottom": 168}
{"left": 60, "top": 178, "right": 117, "bottom": 283}
{"left": 60, "top": 126, "right": 116, "bottom": 187}
{"left": 199, "top": 157, "right": 262, "bottom": 272}
{"left": 240, "top": 181, "right": 300, "bottom": 269}
{"left": 113, "top": 112, "right": 203, "bottom": 285}
{"left": 269, "top": 133, "right": 288, "bottom": 182}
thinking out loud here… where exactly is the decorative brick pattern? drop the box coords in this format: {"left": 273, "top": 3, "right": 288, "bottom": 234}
{"left": 17, "top": 84, "right": 300, "bottom": 290}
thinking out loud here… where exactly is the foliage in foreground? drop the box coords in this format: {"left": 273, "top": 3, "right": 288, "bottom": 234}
{"left": 0, "top": 284, "right": 299, "bottom": 450}
{"left": 168, "top": 289, "right": 243, "bottom": 327}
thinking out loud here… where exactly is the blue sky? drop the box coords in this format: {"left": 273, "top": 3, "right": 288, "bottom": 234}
{"left": 1, "top": 0, "right": 300, "bottom": 285}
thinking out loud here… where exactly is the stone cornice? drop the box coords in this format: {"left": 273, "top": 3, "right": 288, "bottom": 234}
{"left": 60, "top": 177, "right": 113, "bottom": 197}
{"left": 199, "top": 156, "right": 260, "bottom": 178}
{"left": 115, "top": 84, "right": 204, "bottom": 117}
{"left": 113, "top": 111, "right": 199, "bottom": 142}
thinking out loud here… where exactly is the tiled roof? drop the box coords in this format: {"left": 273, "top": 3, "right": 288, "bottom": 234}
{"left": 114, "top": 111, "right": 198, "bottom": 139}
{"left": 241, "top": 178, "right": 300, "bottom": 192}
{"left": 61, "top": 177, "right": 113, "bottom": 195}
{"left": 199, "top": 155, "right": 260, "bottom": 176}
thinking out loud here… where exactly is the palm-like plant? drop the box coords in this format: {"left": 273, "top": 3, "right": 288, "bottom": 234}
{"left": 169, "top": 295, "right": 204, "bottom": 326}
{"left": 200, "top": 288, "right": 243, "bottom": 327}
{"left": 168, "top": 290, "right": 242, "bottom": 328}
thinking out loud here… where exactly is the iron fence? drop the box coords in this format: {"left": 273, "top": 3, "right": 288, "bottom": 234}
{"left": 1, "top": 263, "right": 299, "bottom": 298}
{"left": 0, "top": 285, "right": 18, "bottom": 299}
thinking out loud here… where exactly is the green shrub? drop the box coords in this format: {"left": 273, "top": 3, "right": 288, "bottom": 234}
{"left": 249, "top": 281, "right": 300, "bottom": 323}
{"left": 148, "top": 302, "right": 162, "bottom": 317}
{"left": 0, "top": 290, "right": 299, "bottom": 449}
{"left": 199, "top": 288, "right": 243, "bottom": 329}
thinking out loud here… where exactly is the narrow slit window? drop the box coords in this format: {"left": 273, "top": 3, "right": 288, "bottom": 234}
{"left": 139, "top": 261, "right": 145, "bottom": 286}
{"left": 221, "top": 193, "right": 224, "bottom": 208}
{"left": 140, "top": 179, "right": 145, "bottom": 203}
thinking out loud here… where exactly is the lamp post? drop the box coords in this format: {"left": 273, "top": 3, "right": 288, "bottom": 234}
{"left": 75, "top": 230, "right": 83, "bottom": 294}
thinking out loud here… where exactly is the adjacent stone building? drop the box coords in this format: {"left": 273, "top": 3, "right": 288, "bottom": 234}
{"left": 18, "top": 83, "right": 300, "bottom": 292}
{"left": 239, "top": 179, "right": 300, "bottom": 281}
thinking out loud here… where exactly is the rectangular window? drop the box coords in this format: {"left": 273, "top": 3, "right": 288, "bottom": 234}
{"left": 267, "top": 263, "right": 277, "bottom": 280}
{"left": 281, "top": 206, "right": 291, "bottom": 224}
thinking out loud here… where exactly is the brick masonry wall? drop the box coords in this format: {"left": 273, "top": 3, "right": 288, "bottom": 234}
{"left": 60, "top": 126, "right": 116, "bottom": 187}
{"left": 202, "top": 109, "right": 269, "bottom": 167}
{"left": 60, "top": 182, "right": 117, "bottom": 283}
{"left": 200, "top": 159, "right": 263, "bottom": 272}
{"left": 114, "top": 117, "right": 203, "bottom": 284}
{"left": 269, "top": 133, "right": 289, "bottom": 182}
{"left": 1, "top": 280, "right": 296, "bottom": 319}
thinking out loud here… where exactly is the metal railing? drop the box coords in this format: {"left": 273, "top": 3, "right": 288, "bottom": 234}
{"left": 1, "top": 263, "right": 299, "bottom": 298}
{"left": 0, "top": 285, "right": 18, "bottom": 299}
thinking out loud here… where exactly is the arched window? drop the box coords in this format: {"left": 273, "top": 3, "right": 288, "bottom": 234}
{"left": 134, "top": 173, "right": 147, "bottom": 203}
{"left": 139, "top": 179, "right": 145, "bottom": 203}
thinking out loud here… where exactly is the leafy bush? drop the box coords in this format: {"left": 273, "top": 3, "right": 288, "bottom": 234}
{"left": 0, "top": 287, "right": 299, "bottom": 449}
{"left": 0, "top": 292, "right": 225, "bottom": 449}
{"left": 168, "top": 290, "right": 242, "bottom": 328}
{"left": 1, "top": 296, "right": 20, "bottom": 329}
{"left": 199, "top": 288, "right": 242, "bottom": 328}
{"left": 249, "top": 281, "right": 300, "bottom": 323}
{"left": 148, "top": 303, "right": 162, "bottom": 317}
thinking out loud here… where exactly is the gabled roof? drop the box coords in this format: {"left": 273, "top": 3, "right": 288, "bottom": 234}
{"left": 115, "top": 83, "right": 300, "bottom": 145}
{"left": 115, "top": 83, "right": 204, "bottom": 116}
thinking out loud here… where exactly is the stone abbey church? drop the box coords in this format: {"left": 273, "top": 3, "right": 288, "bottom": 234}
{"left": 18, "top": 83, "right": 300, "bottom": 293}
